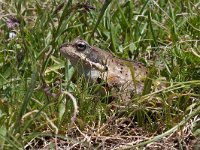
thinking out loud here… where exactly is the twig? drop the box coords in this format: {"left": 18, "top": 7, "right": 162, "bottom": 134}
{"left": 61, "top": 91, "right": 79, "bottom": 127}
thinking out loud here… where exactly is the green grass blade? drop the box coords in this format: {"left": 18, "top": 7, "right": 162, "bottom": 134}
{"left": 89, "top": 0, "right": 112, "bottom": 41}
{"left": 14, "top": 72, "right": 37, "bottom": 134}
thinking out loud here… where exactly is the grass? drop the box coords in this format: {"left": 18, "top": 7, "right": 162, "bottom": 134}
{"left": 0, "top": 0, "right": 200, "bottom": 149}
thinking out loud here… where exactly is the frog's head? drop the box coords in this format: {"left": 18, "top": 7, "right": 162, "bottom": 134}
{"left": 60, "top": 38, "right": 108, "bottom": 72}
{"left": 60, "top": 38, "right": 90, "bottom": 61}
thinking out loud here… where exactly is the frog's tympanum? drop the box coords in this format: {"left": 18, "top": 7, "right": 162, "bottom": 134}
{"left": 60, "top": 38, "right": 148, "bottom": 99}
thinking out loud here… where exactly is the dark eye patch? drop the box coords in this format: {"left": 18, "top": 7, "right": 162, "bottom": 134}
{"left": 76, "top": 41, "right": 87, "bottom": 51}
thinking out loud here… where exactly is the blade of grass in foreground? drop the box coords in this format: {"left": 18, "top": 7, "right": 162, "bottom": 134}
{"left": 14, "top": 72, "right": 37, "bottom": 134}
{"left": 142, "top": 67, "right": 157, "bottom": 95}
{"left": 0, "top": 133, "right": 22, "bottom": 149}
{"left": 89, "top": 0, "right": 112, "bottom": 41}
{"left": 56, "top": 0, "right": 73, "bottom": 34}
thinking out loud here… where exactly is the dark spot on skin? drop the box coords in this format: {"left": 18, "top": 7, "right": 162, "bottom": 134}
{"left": 105, "top": 66, "right": 108, "bottom": 71}
{"left": 113, "top": 82, "right": 118, "bottom": 87}
{"left": 130, "top": 92, "right": 135, "bottom": 98}
{"left": 125, "top": 73, "right": 128, "bottom": 76}
{"left": 97, "top": 77, "right": 109, "bottom": 87}
{"left": 88, "top": 50, "right": 100, "bottom": 63}
{"left": 146, "top": 71, "right": 148, "bottom": 74}
{"left": 121, "top": 67, "right": 123, "bottom": 70}
{"left": 138, "top": 65, "right": 142, "bottom": 68}
{"left": 111, "top": 59, "right": 114, "bottom": 62}
{"left": 104, "top": 83, "right": 109, "bottom": 88}
{"left": 97, "top": 77, "right": 102, "bottom": 83}
{"left": 120, "top": 70, "right": 123, "bottom": 74}
{"left": 138, "top": 62, "right": 143, "bottom": 65}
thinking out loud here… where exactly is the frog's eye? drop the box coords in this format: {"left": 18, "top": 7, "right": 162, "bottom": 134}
{"left": 76, "top": 41, "right": 87, "bottom": 51}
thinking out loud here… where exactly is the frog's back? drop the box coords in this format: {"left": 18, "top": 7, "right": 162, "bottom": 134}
{"left": 103, "top": 56, "right": 147, "bottom": 94}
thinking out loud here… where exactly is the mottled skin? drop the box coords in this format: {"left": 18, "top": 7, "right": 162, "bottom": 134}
{"left": 60, "top": 39, "right": 148, "bottom": 98}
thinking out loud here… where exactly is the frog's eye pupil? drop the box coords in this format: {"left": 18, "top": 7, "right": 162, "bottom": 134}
{"left": 76, "top": 42, "right": 87, "bottom": 51}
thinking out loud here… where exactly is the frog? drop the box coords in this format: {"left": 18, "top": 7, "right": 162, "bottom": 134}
{"left": 60, "top": 38, "right": 148, "bottom": 99}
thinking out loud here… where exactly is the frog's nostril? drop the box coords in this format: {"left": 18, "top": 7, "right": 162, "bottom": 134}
{"left": 60, "top": 43, "right": 68, "bottom": 49}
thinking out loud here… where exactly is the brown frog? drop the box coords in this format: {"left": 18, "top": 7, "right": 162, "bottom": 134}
{"left": 60, "top": 38, "right": 148, "bottom": 99}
